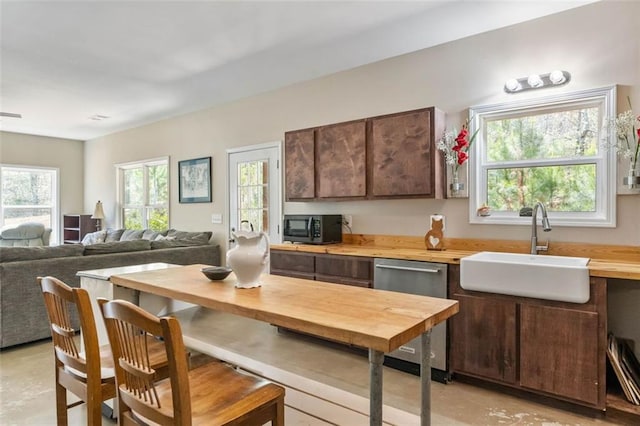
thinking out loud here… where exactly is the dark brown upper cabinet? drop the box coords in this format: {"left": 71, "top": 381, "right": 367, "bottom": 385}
{"left": 284, "top": 106, "right": 445, "bottom": 201}
{"left": 368, "top": 108, "right": 445, "bottom": 198}
{"left": 284, "top": 128, "right": 315, "bottom": 200}
{"left": 316, "top": 120, "right": 367, "bottom": 199}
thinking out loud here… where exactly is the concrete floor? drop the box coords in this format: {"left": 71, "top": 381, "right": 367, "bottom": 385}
{"left": 0, "top": 307, "right": 624, "bottom": 425}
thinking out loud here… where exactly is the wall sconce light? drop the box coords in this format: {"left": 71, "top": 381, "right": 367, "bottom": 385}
{"left": 91, "top": 200, "right": 105, "bottom": 231}
{"left": 504, "top": 70, "right": 571, "bottom": 94}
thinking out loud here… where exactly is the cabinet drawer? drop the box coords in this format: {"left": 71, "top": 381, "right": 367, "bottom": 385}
{"left": 316, "top": 274, "right": 371, "bottom": 288}
{"left": 270, "top": 250, "right": 315, "bottom": 274}
{"left": 315, "top": 254, "right": 372, "bottom": 281}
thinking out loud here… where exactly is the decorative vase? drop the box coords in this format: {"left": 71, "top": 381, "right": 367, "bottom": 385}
{"left": 450, "top": 168, "right": 464, "bottom": 195}
{"left": 226, "top": 230, "right": 270, "bottom": 288}
{"left": 623, "top": 165, "right": 640, "bottom": 190}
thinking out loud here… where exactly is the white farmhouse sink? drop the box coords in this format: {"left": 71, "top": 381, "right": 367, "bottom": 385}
{"left": 460, "top": 251, "right": 590, "bottom": 303}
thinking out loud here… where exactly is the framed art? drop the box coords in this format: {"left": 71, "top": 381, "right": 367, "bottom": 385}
{"left": 178, "top": 156, "right": 212, "bottom": 203}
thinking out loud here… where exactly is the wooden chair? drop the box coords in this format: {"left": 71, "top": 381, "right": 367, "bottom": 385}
{"left": 98, "top": 298, "right": 285, "bottom": 425}
{"left": 38, "top": 276, "right": 168, "bottom": 425}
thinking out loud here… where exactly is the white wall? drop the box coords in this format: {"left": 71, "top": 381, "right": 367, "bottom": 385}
{"left": 84, "top": 1, "right": 640, "bottom": 250}
{"left": 0, "top": 131, "right": 84, "bottom": 243}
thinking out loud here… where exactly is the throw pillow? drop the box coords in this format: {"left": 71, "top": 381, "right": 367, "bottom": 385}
{"left": 81, "top": 230, "right": 107, "bottom": 245}
{"left": 120, "top": 229, "right": 144, "bottom": 241}
{"left": 141, "top": 229, "right": 160, "bottom": 240}
{"left": 104, "top": 228, "right": 125, "bottom": 242}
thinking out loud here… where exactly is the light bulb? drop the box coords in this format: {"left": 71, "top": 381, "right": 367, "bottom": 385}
{"left": 527, "top": 74, "right": 543, "bottom": 88}
{"left": 505, "top": 78, "right": 521, "bottom": 92}
{"left": 549, "top": 70, "right": 566, "bottom": 84}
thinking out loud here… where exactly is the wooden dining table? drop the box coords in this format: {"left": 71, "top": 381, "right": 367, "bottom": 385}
{"left": 110, "top": 264, "right": 459, "bottom": 426}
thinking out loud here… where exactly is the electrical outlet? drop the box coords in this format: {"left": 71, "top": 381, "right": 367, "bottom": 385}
{"left": 343, "top": 215, "right": 353, "bottom": 228}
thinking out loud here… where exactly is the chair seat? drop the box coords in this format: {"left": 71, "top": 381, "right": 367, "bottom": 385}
{"left": 131, "top": 362, "right": 285, "bottom": 425}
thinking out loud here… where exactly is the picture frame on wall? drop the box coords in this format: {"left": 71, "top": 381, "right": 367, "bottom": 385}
{"left": 178, "top": 156, "right": 212, "bottom": 203}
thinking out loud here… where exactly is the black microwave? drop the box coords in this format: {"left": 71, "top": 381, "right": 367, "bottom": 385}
{"left": 283, "top": 215, "right": 342, "bottom": 244}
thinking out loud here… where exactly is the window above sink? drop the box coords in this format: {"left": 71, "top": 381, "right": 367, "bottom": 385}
{"left": 468, "top": 86, "right": 617, "bottom": 227}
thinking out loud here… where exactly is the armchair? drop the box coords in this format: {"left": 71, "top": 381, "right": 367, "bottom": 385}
{"left": 0, "top": 222, "right": 52, "bottom": 246}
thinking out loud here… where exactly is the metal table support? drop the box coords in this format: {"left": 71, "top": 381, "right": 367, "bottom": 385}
{"left": 369, "top": 329, "right": 432, "bottom": 426}
{"left": 421, "top": 330, "right": 432, "bottom": 426}
{"left": 369, "top": 349, "right": 384, "bottom": 425}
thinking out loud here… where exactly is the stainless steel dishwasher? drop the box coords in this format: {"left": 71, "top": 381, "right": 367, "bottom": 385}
{"left": 373, "top": 258, "right": 449, "bottom": 382}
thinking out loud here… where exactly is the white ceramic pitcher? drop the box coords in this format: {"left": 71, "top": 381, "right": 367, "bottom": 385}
{"left": 226, "top": 230, "right": 270, "bottom": 288}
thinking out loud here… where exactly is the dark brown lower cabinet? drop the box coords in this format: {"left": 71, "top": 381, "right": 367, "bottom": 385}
{"left": 520, "top": 304, "right": 600, "bottom": 406}
{"left": 450, "top": 270, "right": 606, "bottom": 409}
{"left": 315, "top": 253, "right": 372, "bottom": 288}
{"left": 270, "top": 250, "right": 315, "bottom": 280}
{"left": 450, "top": 294, "right": 517, "bottom": 384}
{"left": 270, "top": 249, "right": 372, "bottom": 288}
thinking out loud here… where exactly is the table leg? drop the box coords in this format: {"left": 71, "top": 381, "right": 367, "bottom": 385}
{"left": 421, "top": 330, "right": 432, "bottom": 426}
{"left": 368, "top": 348, "right": 384, "bottom": 426}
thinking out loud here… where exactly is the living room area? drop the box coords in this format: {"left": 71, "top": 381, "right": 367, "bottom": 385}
{"left": 2, "top": 1, "right": 640, "bottom": 425}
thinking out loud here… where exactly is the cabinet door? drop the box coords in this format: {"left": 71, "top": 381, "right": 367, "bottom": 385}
{"left": 284, "top": 129, "right": 315, "bottom": 200}
{"left": 316, "top": 120, "right": 366, "bottom": 198}
{"left": 270, "top": 250, "right": 315, "bottom": 279}
{"left": 450, "top": 294, "right": 517, "bottom": 383}
{"left": 315, "top": 254, "right": 372, "bottom": 288}
{"left": 369, "top": 108, "right": 438, "bottom": 197}
{"left": 520, "top": 304, "right": 600, "bottom": 405}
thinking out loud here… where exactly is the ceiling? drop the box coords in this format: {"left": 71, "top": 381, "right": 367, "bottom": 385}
{"left": 0, "top": 1, "right": 597, "bottom": 141}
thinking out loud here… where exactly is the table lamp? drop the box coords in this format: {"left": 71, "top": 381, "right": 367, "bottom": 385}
{"left": 91, "top": 200, "right": 105, "bottom": 231}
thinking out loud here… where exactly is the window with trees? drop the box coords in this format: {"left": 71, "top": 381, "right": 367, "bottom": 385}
{"left": 469, "top": 86, "right": 616, "bottom": 227}
{"left": 116, "top": 158, "right": 169, "bottom": 230}
{"left": 0, "top": 165, "right": 59, "bottom": 241}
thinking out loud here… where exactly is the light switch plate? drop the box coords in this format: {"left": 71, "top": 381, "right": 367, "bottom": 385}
{"left": 211, "top": 213, "right": 223, "bottom": 224}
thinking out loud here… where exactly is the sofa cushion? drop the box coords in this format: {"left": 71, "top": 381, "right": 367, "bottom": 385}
{"left": 166, "top": 230, "right": 212, "bottom": 243}
{"left": 104, "top": 228, "right": 125, "bottom": 242}
{"left": 81, "top": 230, "right": 107, "bottom": 245}
{"left": 150, "top": 239, "right": 208, "bottom": 249}
{"left": 83, "top": 240, "right": 151, "bottom": 255}
{"left": 0, "top": 244, "right": 85, "bottom": 262}
{"left": 120, "top": 229, "right": 144, "bottom": 241}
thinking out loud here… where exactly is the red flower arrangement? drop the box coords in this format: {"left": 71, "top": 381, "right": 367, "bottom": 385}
{"left": 437, "top": 120, "right": 478, "bottom": 173}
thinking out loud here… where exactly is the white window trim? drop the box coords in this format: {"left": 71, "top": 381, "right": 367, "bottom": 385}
{"left": 468, "top": 86, "right": 617, "bottom": 228}
{"left": 0, "top": 164, "right": 60, "bottom": 243}
{"left": 114, "top": 156, "right": 170, "bottom": 229}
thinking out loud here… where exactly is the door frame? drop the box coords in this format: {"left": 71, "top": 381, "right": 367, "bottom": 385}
{"left": 226, "top": 141, "right": 283, "bottom": 249}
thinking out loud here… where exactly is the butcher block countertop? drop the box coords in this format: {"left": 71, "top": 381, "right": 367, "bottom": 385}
{"left": 271, "top": 234, "right": 640, "bottom": 281}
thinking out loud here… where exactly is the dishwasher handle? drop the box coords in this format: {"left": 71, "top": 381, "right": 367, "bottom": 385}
{"left": 375, "top": 264, "right": 441, "bottom": 274}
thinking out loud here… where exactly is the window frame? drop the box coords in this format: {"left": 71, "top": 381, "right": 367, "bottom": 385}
{"left": 0, "top": 164, "right": 60, "bottom": 243}
{"left": 468, "top": 86, "right": 617, "bottom": 228}
{"left": 115, "top": 157, "right": 170, "bottom": 230}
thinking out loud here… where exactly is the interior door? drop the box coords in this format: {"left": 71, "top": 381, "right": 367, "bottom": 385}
{"left": 227, "top": 142, "right": 282, "bottom": 251}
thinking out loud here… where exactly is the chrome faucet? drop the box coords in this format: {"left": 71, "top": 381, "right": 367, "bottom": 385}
{"left": 529, "top": 202, "right": 552, "bottom": 254}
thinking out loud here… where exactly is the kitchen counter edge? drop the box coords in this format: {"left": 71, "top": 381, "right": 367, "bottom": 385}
{"left": 271, "top": 243, "right": 640, "bottom": 281}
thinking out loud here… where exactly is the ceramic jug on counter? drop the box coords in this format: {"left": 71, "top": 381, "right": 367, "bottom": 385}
{"left": 226, "top": 230, "right": 270, "bottom": 288}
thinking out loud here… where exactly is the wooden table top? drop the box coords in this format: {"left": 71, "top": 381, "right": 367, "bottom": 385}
{"left": 110, "top": 264, "right": 459, "bottom": 353}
